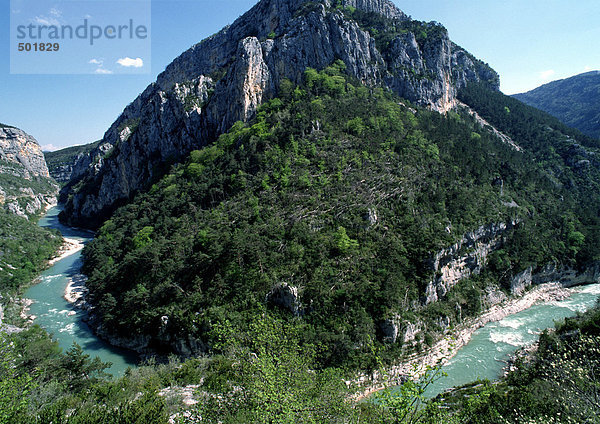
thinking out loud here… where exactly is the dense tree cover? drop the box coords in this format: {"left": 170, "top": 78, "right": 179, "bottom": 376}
{"left": 0, "top": 210, "right": 61, "bottom": 293}
{"left": 81, "top": 62, "right": 599, "bottom": 370}
{"left": 0, "top": 313, "right": 449, "bottom": 424}
{"left": 513, "top": 71, "right": 600, "bottom": 140}
{"left": 0, "top": 327, "right": 172, "bottom": 424}
{"left": 459, "top": 83, "right": 600, "bottom": 267}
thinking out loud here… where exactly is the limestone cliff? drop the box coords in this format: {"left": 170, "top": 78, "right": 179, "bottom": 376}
{"left": 0, "top": 126, "right": 50, "bottom": 179}
{"left": 60, "top": 0, "right": 499, "bottom": 228}
{"left": 0, "top": 125, "right": 57, "bottom": 218}
{"left": 425, "top": 221, "right": 517, "bottom": 304}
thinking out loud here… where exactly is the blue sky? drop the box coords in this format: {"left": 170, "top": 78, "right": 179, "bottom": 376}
{"left": 0, "top": 0, "right": 598, "bottom": 150}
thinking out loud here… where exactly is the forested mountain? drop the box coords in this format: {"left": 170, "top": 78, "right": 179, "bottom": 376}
{"left": 59, "top": 0, "right": 498, "bottom": 229}
{"left": 514, "top": 71, "right": 600, "bottom": 140}
{"left": 2, "top": 0, "right": 600, "bottom": 422}
{"left": 80, "top": 63, "right": 600, "bottom": 366}
{"left": 48, "top": 0, "right": 600, "bottom": 364}
{"left": 44, "top": 140, "right": 102, "bottom": 185}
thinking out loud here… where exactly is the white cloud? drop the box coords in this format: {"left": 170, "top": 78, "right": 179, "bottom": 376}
{"left": 94, "top": 68, "right": 113, "bottom": 74}
{"left": 41, "top": 144, "right": 59, "bottom": 152}
{"left": 117, "top": 57, "right": 144, "bottom": 68}
{"left": 34, "top": 15, "right": 60, "bottom": 26}
{"left": 33, "top": 8, "right": 63, "bottom": 26}
{"left": 539, "top": 69, "right": 555, "bottom": 81}
{"left": 89, "top": 59, "right": 103, "bottom": 65}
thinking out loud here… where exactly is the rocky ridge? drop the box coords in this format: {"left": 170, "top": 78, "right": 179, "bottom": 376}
{"left": 60, "top": 0, "right": 499, "bottom": 228}
{"left": 0, "top": 126, "right": 58, "bottom": 217}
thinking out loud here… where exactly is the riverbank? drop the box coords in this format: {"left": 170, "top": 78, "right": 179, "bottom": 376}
{"left": 353, "top": 282, "right": 572, "bottom": 400}
{"left": 64, "top": 274, "right": 89, "bottom": 310}
{"left": 48, "top": 237, "right": 84, "bottom": 266}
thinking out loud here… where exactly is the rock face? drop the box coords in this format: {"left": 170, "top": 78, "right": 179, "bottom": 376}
{"left": 379, "top": 315, "right": 422, "bottom": 345}
{"left": 60, "top": 0, "right": 499, "bottom": 228}
{"left": 0, "top": 126, "right": 50, "bottom": 178}
{"left": 510, "top": 266, "right": 533, "bottom": 296}
{"left": 532, "top": 262, "right": 600, "bottom": 287}
{"left": 44, "top": 140, "right": 103, "bottom": 185}
{"left": 267, "top": 283, "right": 302, "bottom": 316}
{"left": 0, "top": 125, "right": 57, "bottom": 217}
{"left": 425, "top": 221, "right": 517, "bottom": 304}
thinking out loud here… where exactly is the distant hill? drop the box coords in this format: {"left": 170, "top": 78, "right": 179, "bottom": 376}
{"left": 513, "top": 71, "right": 600, "bottom": 139}
{"left": 44, "top": 140, "right": 102, "bottom": 184}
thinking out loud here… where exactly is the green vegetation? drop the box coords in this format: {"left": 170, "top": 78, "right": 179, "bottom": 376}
{"left": 82, "top": 63, "right": 600, "bottom": 373}
{"left": 44, "top": 140, "right": 101, "bottom": 166}
{"left": 514, "top": 71, "right": 600, "bottom": 140}
{"left": 0, "top": 163, "right": 57, "bottom": 200}
{"left": 0, "top": 210, "right": 61, "bottom": 293}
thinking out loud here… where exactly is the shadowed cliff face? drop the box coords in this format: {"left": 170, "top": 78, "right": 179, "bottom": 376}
{"left": 60, "top": 0, "right": 499, "bottom": 229}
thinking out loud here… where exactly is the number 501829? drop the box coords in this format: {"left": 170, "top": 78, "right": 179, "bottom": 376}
{"left": 18, "top": 42, "right": 60, "bottom": 52}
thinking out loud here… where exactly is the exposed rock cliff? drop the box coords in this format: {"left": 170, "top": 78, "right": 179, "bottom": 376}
{"left": 0, "top": 125, "right": 57, "bottom": 217}
{"left": 514, "top": 262, "right": 600, "bottom": 290}
{"left": 425, "top": 221, "right": 517, "bottom": 304}
{"left": 44, "top": 140, "right": 102, "bottom": 185}
{"left": 60, "top": 0, "right": 499, "bottom": 228}
{"left": 0, "top": 126, "right": 50, "bottom": 178}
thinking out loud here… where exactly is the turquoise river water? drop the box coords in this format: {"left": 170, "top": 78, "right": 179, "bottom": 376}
{"left": 425, "top": 282, "right": 600, "bottom": 397}
{"left": 26, "top": 206, "right": 138, "bottom": 376}
{"left": 26, "top": 208, "right": 600, "bottom": 388}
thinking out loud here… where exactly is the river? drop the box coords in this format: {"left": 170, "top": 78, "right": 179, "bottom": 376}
{"left": 26, "top": 206, "right": 138, "bottom": 376}
{"left": 27, "top": 208, "right": 600, "bottom": 387}
{"left": 425, "top": 282, "right": 600, "bottom": 397}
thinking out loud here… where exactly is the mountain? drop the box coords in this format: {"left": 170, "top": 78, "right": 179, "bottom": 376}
{"left": 44, "top": 140, "right": 102, "bottom": 185}
{"left": 59, "top": 0, "right": 498, "bottom": 229}
{"left": 0, "top": 125, "right": 58, "bottom": 218}
{"left": 0, "top": 124, "right": 61, "bottom": 292}
{"left": 80, "top": 65, "right": 600, "bottom": 362}
{"left": 55, "top": 0, "right": 600, "bottom": 369}
{"left": 513, "top": 71, "right": 600, "bottom": 139}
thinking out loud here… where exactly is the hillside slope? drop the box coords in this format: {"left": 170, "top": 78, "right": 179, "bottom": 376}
{"left": 81, "top": 65, "right": 600, "bottom": 366}
{"left": 60, "top": 0, "right": 498, "bottom": 229}
{"left": 513, "top": 71, "right": 600, "bottom": 139}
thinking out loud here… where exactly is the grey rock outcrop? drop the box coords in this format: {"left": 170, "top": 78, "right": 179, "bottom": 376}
{"left": 60, "top": 0, "right": 499, "bottom": 228}
{"left": 425, "top": 221, "right": 517, "bottom": 304}
{"left": 0, "top": 126, "right": 57, "bottom": 217}
{"left": 267, "top": 282, "right": 302, "bottom": 315}
{"left": 532, "top": 262, "right": 600, "bottom": 288}
{"left": 0, "top": 127, "right": 50, "bottom": 178}
{"left": 510, "top": 266, "right": 534, "bottom": 296}
{"left": 380, "top": 315, "right": 422, "bottom": 344}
